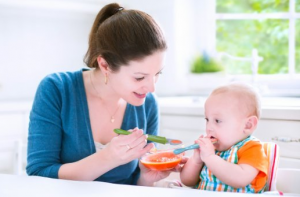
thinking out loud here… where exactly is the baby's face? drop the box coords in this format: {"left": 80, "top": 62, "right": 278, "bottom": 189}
{"left": 204, "top": 93, "right": 250, "bottom": 151}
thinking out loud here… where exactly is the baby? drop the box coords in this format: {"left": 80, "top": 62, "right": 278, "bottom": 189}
{"left": 180, "top": 82, "right": 268, "bottom": 193}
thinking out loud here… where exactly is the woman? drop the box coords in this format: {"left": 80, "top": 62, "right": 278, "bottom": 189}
{"left": 27, "top": 3, "right": 177, "bottom": 186}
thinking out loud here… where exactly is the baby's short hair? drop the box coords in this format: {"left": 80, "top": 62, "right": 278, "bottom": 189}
{"left": 210, "top": 82, "right": 261, "bottom": 119}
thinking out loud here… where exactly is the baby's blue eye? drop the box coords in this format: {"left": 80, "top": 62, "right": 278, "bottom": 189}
{"left": 215, "top": 119, "right": 221, "bottom": 123}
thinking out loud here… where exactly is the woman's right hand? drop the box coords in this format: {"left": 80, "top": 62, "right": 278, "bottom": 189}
{"left": 104, "top": 128, "right": 154, "bottom": 166}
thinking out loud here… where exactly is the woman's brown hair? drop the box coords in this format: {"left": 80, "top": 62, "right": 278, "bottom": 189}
{"left": 84, "top": 3, "right": 167, "bottom": 71}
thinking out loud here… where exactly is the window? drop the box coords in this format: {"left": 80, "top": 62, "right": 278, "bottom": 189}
{"left": 215, "top": 0, "right": 300, "bottom": 96}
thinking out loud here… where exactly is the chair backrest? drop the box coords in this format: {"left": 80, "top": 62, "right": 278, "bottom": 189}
{"left": 276, "top": 168, "right": 300, "bottom": 194}
{"left": 263, "top": 142, "right": 280, "bottom": 192}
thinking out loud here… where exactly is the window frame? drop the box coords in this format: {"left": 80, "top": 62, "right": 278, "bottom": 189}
{"left": 214, "top": 0, "right": 300, "bottom": 96}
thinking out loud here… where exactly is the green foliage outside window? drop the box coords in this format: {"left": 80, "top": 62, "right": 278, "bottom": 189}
{"left": 216, "top": 0, "right": 300, "bottom": 74}
{"left": 217, "top": 0, "right": 288, "bottom": 13}
{"left": 190, "top": 52, "right": 224, "bottom": 73}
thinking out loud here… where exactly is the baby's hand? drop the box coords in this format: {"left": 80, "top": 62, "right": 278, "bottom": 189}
{"left": 197, "top": 137, "right": 215, "bottom": 162}
{"left": 190, "top": 135, "right": 204, "bottom": 164}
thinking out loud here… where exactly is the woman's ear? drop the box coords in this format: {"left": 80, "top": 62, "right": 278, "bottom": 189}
{"left": 244, "top": 116, "right": 258, "bottom": 135}
{"left": 97, "top": 56, "right": 110, "bottom": 73}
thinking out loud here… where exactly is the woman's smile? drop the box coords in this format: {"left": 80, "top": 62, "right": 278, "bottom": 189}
{"left": 134, "top": 92, "right": 146, "bottom": 99}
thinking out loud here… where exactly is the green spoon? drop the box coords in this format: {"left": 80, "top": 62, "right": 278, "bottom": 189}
{"left": 114, "top": 128, "right": 182, "bottom": 145}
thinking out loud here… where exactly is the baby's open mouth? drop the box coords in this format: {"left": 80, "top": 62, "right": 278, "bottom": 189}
{"left": 210, "top": 136, "right": 218, "bottom": 144}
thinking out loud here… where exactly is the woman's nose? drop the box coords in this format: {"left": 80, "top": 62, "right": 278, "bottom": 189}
{"left": 144, "top": 77, "right": 156, "bottom": 92}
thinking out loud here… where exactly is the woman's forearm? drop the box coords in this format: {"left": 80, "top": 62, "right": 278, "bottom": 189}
{"left": 137, "top": 174, "right": 154, "bottom": 186}
{"left": 58, "top": 150, "right": 117, "bottom": 181}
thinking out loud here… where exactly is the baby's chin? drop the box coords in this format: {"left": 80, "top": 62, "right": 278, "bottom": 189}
{"left": 209, "top": 137, "right": 231, "bottom": 151}
{"left": 214, "top": 144, "right": 231, "bottom": 152}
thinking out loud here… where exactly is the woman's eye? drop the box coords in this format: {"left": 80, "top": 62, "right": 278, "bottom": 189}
{"left": 205, "top": 118, "right": 208, "bottom": 122}
{"left": 135, "top": 77, "right": 144, "bottom": 81}
{"left": 215, "top": 119, "right": 221, "bottom": 123}
{"left": 154, "top": 71, "right": 162, "bottom": 80}
{"left": 156, "top": 71, "right": 163, "bottom": 76}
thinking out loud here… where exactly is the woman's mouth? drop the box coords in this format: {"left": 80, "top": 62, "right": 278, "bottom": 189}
{"left": 134, "top": 92, "right": 146, "bottom": 99}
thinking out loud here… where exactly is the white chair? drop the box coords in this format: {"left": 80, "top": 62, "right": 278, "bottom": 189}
{"left": 0, "top": 138, "right": 25, "bottom": 175}
{"left": 263, "top": 142, "right": 279, "bottom": 192}
{"left": 276, "top": 168, "right": 300, "bottom": 194}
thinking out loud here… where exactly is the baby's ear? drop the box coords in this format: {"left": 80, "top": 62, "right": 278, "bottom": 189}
{"left": 244, "top": 116, "right": 258, "bottom": 135}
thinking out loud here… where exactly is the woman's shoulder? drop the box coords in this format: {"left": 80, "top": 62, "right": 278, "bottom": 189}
{"left": 39, "top": 69, "right": 85, "bottom": 89}
{"left": 34, "top": 69, "right": 86, "bottom": 100}
{"left": 43, "top": 69, "right": 83, "bottom": 83}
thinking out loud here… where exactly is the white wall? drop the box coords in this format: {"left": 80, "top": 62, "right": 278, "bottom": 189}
{"left": 0, "top": 1, "right": 99, "bottom": 101}
{"left": 0, "top": 0, "right": 215, "bottom": 101}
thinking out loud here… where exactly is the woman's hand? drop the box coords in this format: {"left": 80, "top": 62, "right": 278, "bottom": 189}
{"left": 175, "top": 156, "right": 188, "bottom": 172}
{"left": 138, "top": 160, "right": 171, "bottom": 186}
{"left": 104, "top": 128, "right": 154, "bottom": 167}
{"left": 137, "top": 153, "right": 188, "bottom": 186}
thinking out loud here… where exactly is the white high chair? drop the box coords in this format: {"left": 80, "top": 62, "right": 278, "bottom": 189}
{"left": 276, "top": 168, "right": 300, "bottom": 194}
{"left": 263, "top": 142, "right": 279, "bottom": 192}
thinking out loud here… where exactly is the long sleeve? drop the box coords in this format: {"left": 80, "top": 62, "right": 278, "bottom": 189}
{"left": 26, "top": 69, "right": 160, "bottom": 184}
{"left": 26, "top": 74, "right": 63, "bottom": 178}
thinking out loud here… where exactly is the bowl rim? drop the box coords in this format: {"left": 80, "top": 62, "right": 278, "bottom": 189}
{"left": 140, "top": 150, "right": 182, "bottom": 164}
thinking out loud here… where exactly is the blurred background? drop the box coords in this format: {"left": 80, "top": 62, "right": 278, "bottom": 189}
{"left": 0, "top": 0, "right": 299, "bottom": 176}
{"left": 1, "top": 0, "right": 300, "bottom": 101}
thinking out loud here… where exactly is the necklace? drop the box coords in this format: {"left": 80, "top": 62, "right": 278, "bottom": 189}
{"left": 89, "top": 70, "right": 121, "bottom": 123}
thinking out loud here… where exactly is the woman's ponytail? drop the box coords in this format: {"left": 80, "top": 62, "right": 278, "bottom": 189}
{"left": 85, "top": 3, "right": 123, "bottom": 68}
{"left": 84, "top": 3, "right": 166, "bottom": 70}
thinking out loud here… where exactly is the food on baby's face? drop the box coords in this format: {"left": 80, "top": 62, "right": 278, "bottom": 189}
{"left": 209, "top": 136, "right": 218, "bottom": 144}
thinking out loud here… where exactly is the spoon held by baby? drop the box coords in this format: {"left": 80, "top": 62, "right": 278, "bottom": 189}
{"left": 173, "top": 139, "right": 218, "bottom": 155}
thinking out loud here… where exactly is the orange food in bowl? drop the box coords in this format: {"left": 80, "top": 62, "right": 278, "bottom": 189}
{"left": 140, "top": 150, "right": 182, "bottom": 171}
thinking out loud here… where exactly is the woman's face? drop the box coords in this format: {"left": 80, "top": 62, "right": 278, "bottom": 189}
{"left": 108, "top": 50, "right": 165, "bottom": 106}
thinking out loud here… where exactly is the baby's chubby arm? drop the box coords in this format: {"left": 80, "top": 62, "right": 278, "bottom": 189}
{"left": 198, "top": 138, "right": 259, "bottom": 188}
{"left": 180, "top": 137, "right": 204, "bottom": 187}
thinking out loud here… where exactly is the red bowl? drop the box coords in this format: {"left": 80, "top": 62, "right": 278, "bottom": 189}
{"left": 140, "top": 150, "right": 183, "bottom": 171}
